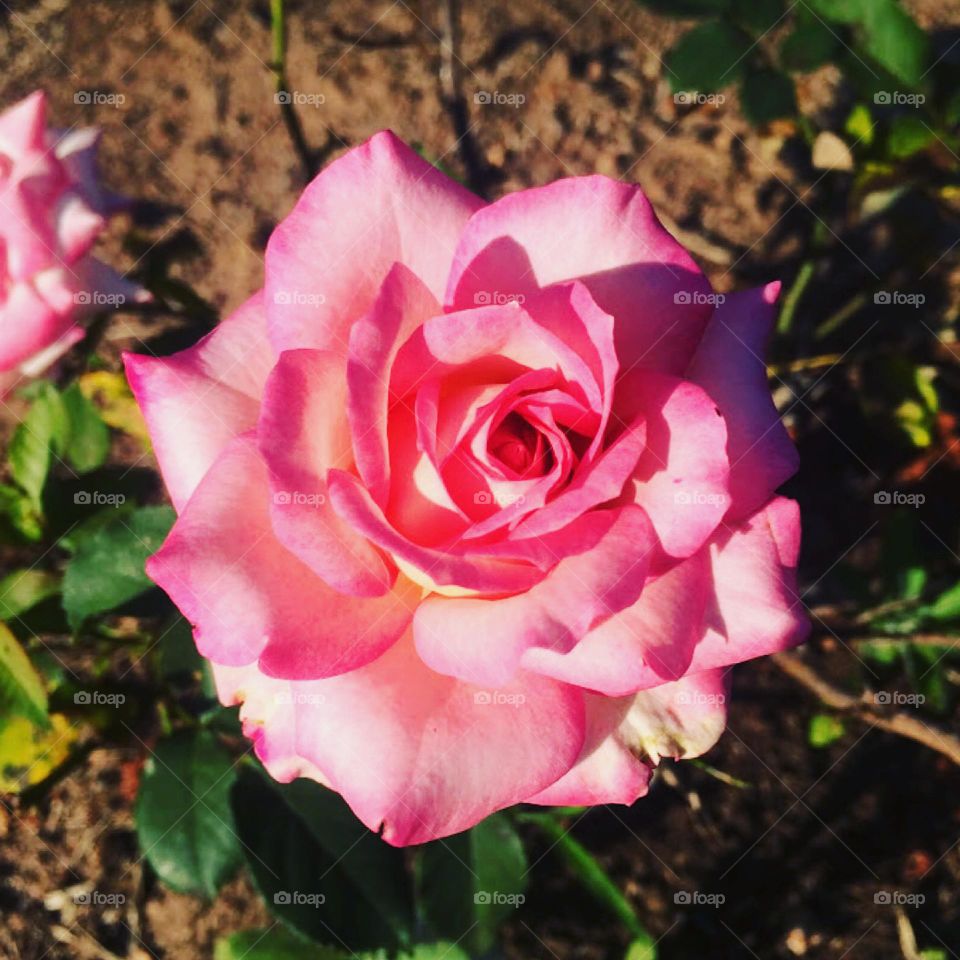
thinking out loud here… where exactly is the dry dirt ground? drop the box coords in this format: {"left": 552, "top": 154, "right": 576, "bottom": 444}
{"left": 2, "top": 0, "right": 960, "bottom": 958}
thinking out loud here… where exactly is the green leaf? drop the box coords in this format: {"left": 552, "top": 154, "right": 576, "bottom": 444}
{"left": 808, "top": 713, "right": 845, "bottom": 748}
{"left": 804, "top": 0, "right": 867, "bottom": 23}
{"left": 626, "top": 938, "right": 658, "bottom": 960}
{"left": 732, "top": 0, "right": 783, "bottom": 34}
{"left": 418, "top": 813, "right": 528, "bottom": 956}
{"left": 845, "top": 104, "right": 875, "bottom": 146}
{"left": 780, "top": 19, "right": 841, "bottom": 71}
{"left": 61, "top": 384, "right": 110, "bottom": 474}
{"left": 135, "top": 729, "right": 242, "bottom": 897}
{"left": 925, "top": 582, "right": 960, "bottom": 622}
{"left": 888, "top": 114, "right": 935, "bottom": 158}
{"left": 740, "top": 68, "right": 797, "bottom": 124}
{"left": 0, "top": 484, "right": 43, "bottom": 542}
{"left": 214, "top": 928, "right": 344, "bottom": 960}
{"left": 232, "top": 767, "right": 414, "bottom": 950}
{"left": 859, "top": 640, "right": 903, "bottom": 666}
{"left": 8, "top": 383, "right": 67, "bottom": 509}
{"left": 0, "top": 570, "right": 61, "bottom": 620}
{"left": 62, "top": 505, "right": 174, "bottom": 630}
{"left": 0, "top": 712, "right": 77, "bottom": 792}
{"left": 0, "top": 621, "right": 48, "bottom": 726}
{"left": 860, "top": 0, "right": 928, "bottom": 87}
{"left": 666, "top": 21, "right": 753, "bottom": 94}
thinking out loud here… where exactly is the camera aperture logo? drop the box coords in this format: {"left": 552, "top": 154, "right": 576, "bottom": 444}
{"left": 874, "top": 891, "right": 924, "bottom": 906}
{"left": 274, "top": 90, "right": 326, "bottom": 107}
{"left": 674, "top": 291, "right": 725, "bottom": 306}
{"left": 474, "top": 91, "right": 526, "bottom": 108}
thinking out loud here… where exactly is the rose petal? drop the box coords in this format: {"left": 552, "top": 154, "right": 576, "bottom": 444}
{"left": 687, "top": 282, "right": 799, "bottom": 520}
{"left": 124, "top": 293, "right": 274, "bottom": 511}
{"left": 413, "top": 505, "right": 656, "bottom": 686}
{"left": 446, "top": 176, "right": 714, "bottom": 374}
{"left": 258, "top": 348, "right": 396, "bottom": 597}
{"left": 265, "top": 131, "right": 483, "bottom": 355}
{"left": 147, "top": 436, "right": 415, "bottom": 678}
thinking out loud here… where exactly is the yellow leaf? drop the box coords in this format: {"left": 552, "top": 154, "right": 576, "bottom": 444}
{"left": 78, "top": 371, "right": 151, "bottom": 449}
{"left": 0, "top": 713, "right": 78, "bottom": 793}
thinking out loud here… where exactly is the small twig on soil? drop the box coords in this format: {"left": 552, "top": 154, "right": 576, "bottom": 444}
{"left": 270, "top": 0, "right": 316, "bottom": 182}
{"left": 773, "top": 651, "right": 960, "bottom": 767}
{"left": 777, "top": 258, "right": 816, "bottom": 334}
{"left": 439, "top": 0, "right": 488, "bottom": 196}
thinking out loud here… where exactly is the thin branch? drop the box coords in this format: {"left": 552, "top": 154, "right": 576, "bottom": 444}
{"left": 773, "top": 651, "right": 960, "bottom": 767}
{"left": 270, "top": 0, "right": 316, "bottom": 182}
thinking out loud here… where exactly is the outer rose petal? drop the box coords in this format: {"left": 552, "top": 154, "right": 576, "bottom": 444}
{"left": 445, "top": 176, "right": 713, "bottom": 374}
{"left": 522, "top": 549, "right": 710, "bottom": 695}
{"left": 523, "top": 497, "right": 807, "bottom": 696}
{"left": 531, "top": 670, "right": 729, "bottom": 806}
{"left": 687, "top": 282, "right": 799, "bottom": 520}
{"left": 619, "top": 668, "right": 729, "bottom": 765}
{"left": 258, "top": 349, "right": 396, "bottom": 597}
{"left": 147, "top": 436, "right": 416, "bottom": 678}
{"left": 291, "top": 632, "right": 586, "bottom": 845}
{"left": 413, "top": 505, "right": 656, "bottom": 686}
{"left": 627, "top": 372, "right": 730, "bottom": 559}
{"left": 265, "top": 130, "right": 483, "bottom": 355}
{"left": 211, "top": 662, "right": 331, "bottom": 785}
{"left": 124, "top": 293, "right": 274, "bottom": 511}
{"left": 527, "top": 694, "right": 652, "bottom": 806}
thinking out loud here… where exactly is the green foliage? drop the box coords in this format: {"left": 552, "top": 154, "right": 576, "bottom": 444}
{"left": 665, "top": 21, "right": 752, "bottom": 94}
{"left": 808, "top": 713, "right": 845, "bottom": 748}
{"left": 740, "top": 67, "right": 797, "bottom": 124}
{"left": 62, "top": 505, "right": 175, "bottom": 630}
{"left": 0, "top": 569, "right": 61, "bottom": 621}
{"left": 417, "top": 812, "right": 528, "bottom": 956}
{"left": 0, "top": 621, "right": 48, "bottom": 727}
{"left": 135, "top": 729, "right": 243, "bottom": 897}
{"left": 60, "top": 383, "right": 111, "bottom": 474}
{"left": 231, "top": 766, "right": 414, "bottom": 951}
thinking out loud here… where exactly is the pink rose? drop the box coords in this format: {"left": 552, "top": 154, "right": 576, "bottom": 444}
{"left": 126, "top": 132, "right": 808, "bottom": 845}
{"left": 0, "top": 91, "right": 148, "bottom": 388}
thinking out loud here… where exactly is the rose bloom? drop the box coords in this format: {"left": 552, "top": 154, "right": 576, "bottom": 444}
{"left": 127, "top": 133, "right": 808, "bottom": 845}
{"left": 0, "top": 91, "right": 147, "bottom": 390}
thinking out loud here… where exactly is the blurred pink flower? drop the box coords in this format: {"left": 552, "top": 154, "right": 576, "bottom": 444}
{"left": 0, "top": 90, "right": 148, "bottom": 389}
{"left": 126, "top": 131, "right": 808, "bottom": 845}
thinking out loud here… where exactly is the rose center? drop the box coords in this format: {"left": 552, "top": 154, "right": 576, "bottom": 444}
{"left": 488, "top": 412, "right": 551, "bottom": 478}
